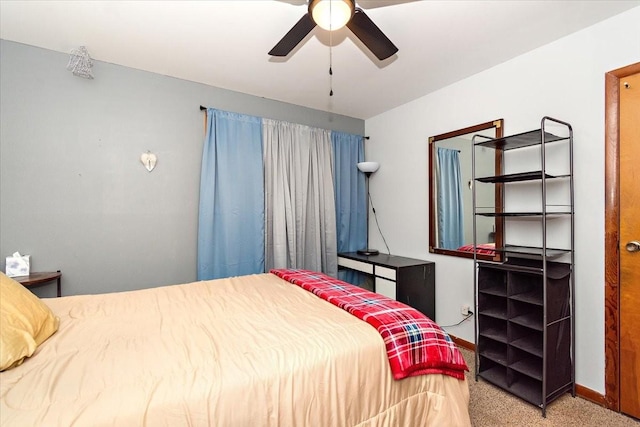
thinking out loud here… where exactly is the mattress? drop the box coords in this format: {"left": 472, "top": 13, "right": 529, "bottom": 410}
{"left": 0, "top": 273, "right": 470, "bottom": 426}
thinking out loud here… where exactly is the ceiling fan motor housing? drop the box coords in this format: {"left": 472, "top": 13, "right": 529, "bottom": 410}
{"left": 308, "top": 0, "right": 355, "bottom": 30}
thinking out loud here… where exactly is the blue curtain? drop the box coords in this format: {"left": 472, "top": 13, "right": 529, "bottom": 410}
{"left": 197, "top": 109, "right": 264, "bottom": 280}
{"left": 332, "top": 131, "right": 366, "bottom": 284}
{"left": 436, "top": 147, "right": 464, "bottom": 250}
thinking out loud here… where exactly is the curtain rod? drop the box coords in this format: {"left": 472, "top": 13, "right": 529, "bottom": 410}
{"left": 199, "top": 105, "right": 369, "bottom": 139}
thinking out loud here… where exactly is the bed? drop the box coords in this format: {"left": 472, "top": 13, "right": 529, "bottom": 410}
{"left": 0, "top": 270, "right": 470, "bottom": 426}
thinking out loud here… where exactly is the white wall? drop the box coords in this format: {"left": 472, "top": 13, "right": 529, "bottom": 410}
{"left": 364, "top": 7, "right": 640, "bottom": 394}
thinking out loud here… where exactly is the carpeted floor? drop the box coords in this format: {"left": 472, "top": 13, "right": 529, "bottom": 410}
{"left": 459, "top": 348, "right": 639, "bottom": 426}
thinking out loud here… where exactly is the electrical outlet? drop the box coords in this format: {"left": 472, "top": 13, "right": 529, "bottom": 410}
{"left": 460, "top": 304, "right": 470, "bottom": 316}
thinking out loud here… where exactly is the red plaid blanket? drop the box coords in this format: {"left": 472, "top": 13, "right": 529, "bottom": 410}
{"left": 457, "top": 243, "right": 496, "bottom": 256}
{"left": 271, "top": 269, "right": 468, "bottom": 380}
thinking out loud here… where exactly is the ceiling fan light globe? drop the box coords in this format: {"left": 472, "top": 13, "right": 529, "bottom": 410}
{"left": 310, "top": 0, "right": 354, "bottom": 31}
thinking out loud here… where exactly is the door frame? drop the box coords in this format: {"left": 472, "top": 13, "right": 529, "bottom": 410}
{"left": 604, "top": 61, "right": 640, "bottom": 411}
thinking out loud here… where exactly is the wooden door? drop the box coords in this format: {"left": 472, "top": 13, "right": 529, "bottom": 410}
{"left": 619, "top": 71, "right": 640, "bottom": 419}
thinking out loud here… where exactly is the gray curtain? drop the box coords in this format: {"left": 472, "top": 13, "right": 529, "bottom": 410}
{"left": 263, "top": 119, "right": 338, "bottom": 276}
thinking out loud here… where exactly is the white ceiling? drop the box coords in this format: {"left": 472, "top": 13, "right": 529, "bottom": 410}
{"left": 1, "top": 0, "right": 638, "bottom": 120}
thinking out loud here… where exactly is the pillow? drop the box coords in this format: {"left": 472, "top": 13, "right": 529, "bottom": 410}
{"left": 0, "top": 272, "right": 59, "bottom": 371}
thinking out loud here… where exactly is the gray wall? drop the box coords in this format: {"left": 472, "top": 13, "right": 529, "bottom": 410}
{"left": 0, "top": 40, "right": 364, "bottom": 297}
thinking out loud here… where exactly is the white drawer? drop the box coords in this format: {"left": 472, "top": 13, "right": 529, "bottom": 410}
{"left": 375, "top": 266, "right": 396, "bottom": 281}
{"left": 338, "top": 257, "right": 373, "bottom": 274}
{"left": 375, "top": 277, "right": 396, "bottom": 300}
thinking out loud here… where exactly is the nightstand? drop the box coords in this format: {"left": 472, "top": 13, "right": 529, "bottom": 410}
{"left": 337, "top": 253, "right": 435, "bottom": 321}
{"left": 13, "top": 271, "right": 62, "bottom": 297}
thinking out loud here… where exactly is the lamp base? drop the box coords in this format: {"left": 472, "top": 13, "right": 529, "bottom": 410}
{"left": 357, "top": 248, "right": 379, "bottom": 256}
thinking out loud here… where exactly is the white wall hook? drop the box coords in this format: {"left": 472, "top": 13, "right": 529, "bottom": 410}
{"left": 140, "top": 151, "right": 157, "bottom": 172}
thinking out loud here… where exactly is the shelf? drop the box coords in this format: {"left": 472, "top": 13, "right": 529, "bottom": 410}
{"left": 478, "top": 366, "right": 508, "bottom": 389}
{"left": 479, "top": 307, "right": 508, "bottom": 320}
{"left": 510, "top": 290, "right": 543, "bottom": 306}
{"left": 510, "top": 335, "right": 543, "bottom": 357}
{"left": 510, "top": 357, "right": 543, "bottom": 381}
{"left": 476, "top": 247, "right": 571, "bottom": 264}
{"left": 476, "top": 261, "right": 543, "bottom": 275}
{"left": 477, "top": 257, "right": 572, "bottom": 277}
{"left": 474, "top": 117, "right": 574, "bottom": 416}
{"left": 480, "top": 366, "right": 544, "bottom": 407}
{"left": 510, "top": 377, "right": 543, "bottom": 406}
{"left": 476, "top": 211, "right": 571, "bottom": 218}
{"left": 476, "top": 171, "right": 569, "bottom": 183}
{"left": 479, "top": 326, "right": 507, "bottom": 343}
{"left": 479, "top": 286, "right": 506, "bottom": 297}
{"left": 479, "top": 347, "right": 507, "bottom": 366}
{"left": 497, "top": 245, "right": 571, "bottom": 259}
{"left": 474, "top": 129, "right": 568, "bottom": 150}
{"left": 510, "top": 312, "right": 543, "bottom": 330}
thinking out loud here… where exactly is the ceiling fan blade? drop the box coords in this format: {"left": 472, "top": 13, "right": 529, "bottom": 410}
{"left": 269, "top": 13, "right": 317, "bottom": 57}
{"left": 346, "top": 8, "right": 398, "bottom": 60}
{"left": 275, "top": 0, "right": 417, "bottom": 9}
{"left": 274, "top": 0, "right": 307, "bottom": 5}
{"left": 356, "top": 0, "right": 416, "bottom": 9}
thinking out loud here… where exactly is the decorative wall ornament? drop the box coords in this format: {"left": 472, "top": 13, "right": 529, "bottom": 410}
{"left": 66, "top": 46, "right": 94, "bottom": 79}
{"left": 140, "top": 151, "right": 157, "bottom": 172}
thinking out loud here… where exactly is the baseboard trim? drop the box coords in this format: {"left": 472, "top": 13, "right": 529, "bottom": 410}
{"left": 449, "top": 334, "right": 609, "bottom": 408}
{"left": 450, "top": 335, "right": 475, "bottom": 352}
{"left": 575, "top": 384, "right": 608, "bottom": 407}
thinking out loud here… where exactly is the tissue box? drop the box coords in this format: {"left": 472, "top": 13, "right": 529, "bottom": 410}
{"left": 5, "top": 253, "right": 30, "bottom": 277}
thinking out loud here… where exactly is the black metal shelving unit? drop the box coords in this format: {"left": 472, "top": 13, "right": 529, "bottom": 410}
{"left": 472, "top": 117, "right": 575, "bottom": 416}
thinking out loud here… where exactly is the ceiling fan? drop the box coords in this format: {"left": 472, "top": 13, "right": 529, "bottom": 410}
{"left": 269, "top": 0, "right": 410, "bottom": 61}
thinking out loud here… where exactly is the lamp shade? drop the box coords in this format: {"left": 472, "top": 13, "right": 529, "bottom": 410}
{"left": 309, "top": 0, "right": 355, "bottom": 31}
{"left": 357, "top": 161, "right": 380, "bottom": 174}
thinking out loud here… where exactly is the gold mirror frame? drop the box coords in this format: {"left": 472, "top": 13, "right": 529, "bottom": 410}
{"left": 428, "top": 119, "right": 504, "bottom": 261}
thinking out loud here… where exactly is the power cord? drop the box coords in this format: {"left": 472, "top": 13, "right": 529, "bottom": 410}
{"left": 440, "top": 311, "right": 474, "bottom": 328}
{"left": 369, "top": 190, "right": 391, "bottom": 254}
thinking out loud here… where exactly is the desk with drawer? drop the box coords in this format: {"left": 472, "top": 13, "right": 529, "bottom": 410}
{"left": 337, "top": 252, "right": 436, "bottom": 321}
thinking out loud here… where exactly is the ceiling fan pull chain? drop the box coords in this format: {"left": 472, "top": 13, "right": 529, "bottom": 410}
{"left": 329, "top": 63, "right": 333, "bottom": 96}
{"left": 329, "top": 9, "right": 334, "bottom": 97}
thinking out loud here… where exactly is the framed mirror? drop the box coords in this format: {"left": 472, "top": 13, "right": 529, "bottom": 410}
{"left": 428, "top": 119, "right": 504, "bottom": 261}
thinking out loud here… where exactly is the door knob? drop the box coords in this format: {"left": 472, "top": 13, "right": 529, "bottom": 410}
{"left": 626, "top": 241, "right": 640, "bottom": 252}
